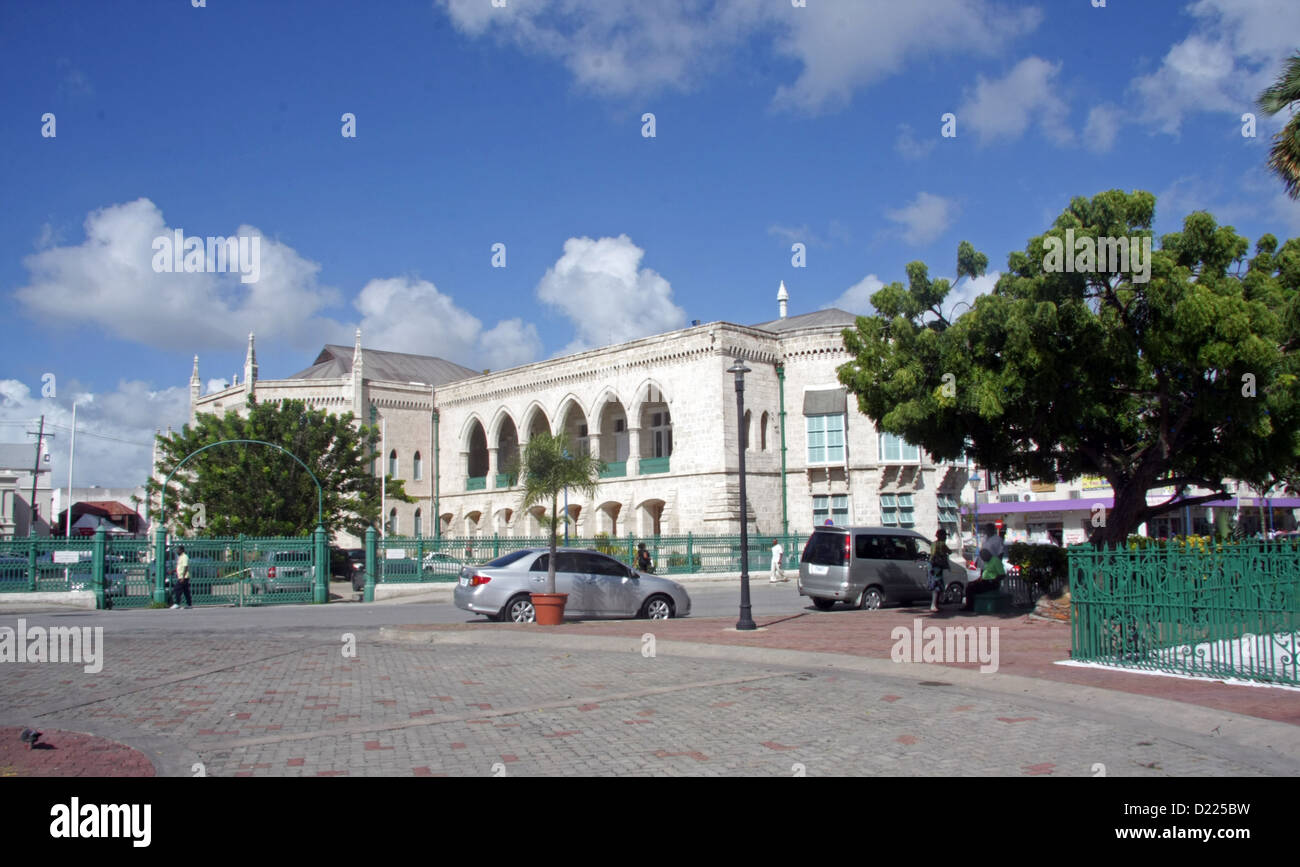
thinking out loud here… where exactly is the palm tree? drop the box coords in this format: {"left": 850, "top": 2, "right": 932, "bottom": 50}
{"left": 1257, "top": 52, "right": 1300, "bottom": 200}
{"left": 514, "top": 432, "right": 602, "bottom": 595}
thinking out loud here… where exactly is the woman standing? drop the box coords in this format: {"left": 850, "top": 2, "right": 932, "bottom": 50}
{"left": 927, "top": 528, "right": 951, "bottom": 612}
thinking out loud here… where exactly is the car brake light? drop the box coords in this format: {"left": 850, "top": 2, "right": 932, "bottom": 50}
{"left": 269, "top": 565, "right": 277, "bottom": 578}
{"left": 469, "top": 574, "right": 491, "bottom": 587}
{"left": 842, "top": 535, "right": 851, "bottom": 565}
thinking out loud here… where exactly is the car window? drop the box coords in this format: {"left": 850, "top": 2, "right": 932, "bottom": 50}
{"left": 487, "top": 550, "right": 534, "bottom": 568}
{"left": 881, "top": 536, "right": 920, "bottom": 560}
{"left": 530, "top": 554, "right": 549, "bottom": 572}
{"left": 801, "top": 531, "right": 847, "bottom": 565}
{"left": 554, "top": 552, "right": 583, "bottom": 573}
{"left": 583, "top": 553, "right": 628, "bottom": 576}
{"left": 855, "top": 535, "right": 878, "bottom": 559}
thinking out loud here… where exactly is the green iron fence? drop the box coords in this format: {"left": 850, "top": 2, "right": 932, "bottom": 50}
{"left": 0, "top": 534, "right": 321, "bottom": 608}
{"left": 369, "top": 531, "right": 808, "bottom": 583}
{"left": 1069, "top": 540, "right": 1300, "bottom": 686}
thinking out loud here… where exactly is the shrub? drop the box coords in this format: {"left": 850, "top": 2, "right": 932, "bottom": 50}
{"left": 1003, "top": 542, "right": 1067, "bottom": 589}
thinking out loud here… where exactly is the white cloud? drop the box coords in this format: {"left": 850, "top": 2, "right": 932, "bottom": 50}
{"left": 437, "top": 0, "right": 1041, "bottom": 111}
{"left": 770, "top": 1, "right": 1042, "bottom": 113}
{"left": 886, "top": 192, "right": 958, "bottom": 246}
{"left": 536, "top": 234, "right": 687, "bottom": 355}
{"left": 1130, "top": 0, "right": 1300, "bottom": 135}
{"left": 14, "top": 198, "right": 343, "bottom": 352}
{"left": 353, "top": 277, "right": 543, "bottom": 371}
{"left": 0, "top": 378, "right": 188, "bottom": 488}
{"left": 962, "top": 56, "right": 1071, "bottom": 146}
{"left": 1083, "top": 104, "right": 1122, "bottom": 153}
{"left": 829, "top": 274, "right": 884, "bottom": 315}
{"left": 895, "top": 123, "right": 937, "bottom": 161}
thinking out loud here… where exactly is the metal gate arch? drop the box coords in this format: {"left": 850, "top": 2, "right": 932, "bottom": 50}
{"left": 153, "top": 439, "right": 329, "bottom": 605}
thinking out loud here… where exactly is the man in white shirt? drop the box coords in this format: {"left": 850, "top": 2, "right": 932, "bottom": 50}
{"left": 981, "top": 524, "right": 1004, "bottom": 561}
{"left": 769, "top": 539, "right": 787, "bottom": 583}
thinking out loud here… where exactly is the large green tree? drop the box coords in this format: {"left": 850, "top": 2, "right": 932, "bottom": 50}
{"left": 1257, "top": 52, "right": 1300, "bottom": 200}
{"left": 148, "top": 398, "right": 398, "bottom": 537}
{"left": 839, "top": 190, "right": 1300, "bottom": 545}
{"left": 512, "top": 432, "right": 601, "bottom": 595}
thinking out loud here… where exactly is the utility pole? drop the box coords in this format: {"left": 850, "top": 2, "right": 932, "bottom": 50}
{"left": 26, "top": 415, "right": 54, "bottom": 537}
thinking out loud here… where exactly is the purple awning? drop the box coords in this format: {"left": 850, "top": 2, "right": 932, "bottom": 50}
{"left": 961, "top": 497, "right": 1300, "bottom": 515}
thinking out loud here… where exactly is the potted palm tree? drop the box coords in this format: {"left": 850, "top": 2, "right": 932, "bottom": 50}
{"left": 514, "top": 432, "right": 601, "bottom": 625}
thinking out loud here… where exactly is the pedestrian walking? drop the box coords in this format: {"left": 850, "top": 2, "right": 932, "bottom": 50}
{"left": 172, "top": 545, "right": 192, "bottom": 609}
{"left": 927, "top": 528, "right": 951, "bottom": 612}
{"left": 769, "top": 538, "right": 787, "bottom": 583}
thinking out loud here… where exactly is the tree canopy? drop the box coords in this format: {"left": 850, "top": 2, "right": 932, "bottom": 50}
{"left": 838, "top": 190, "right": 1300, "bottom": 544}
{"left": 147, "top": 398, "right": 392, "bottom": 537}
{"left": 1257, "top": 52, "right": 1300, "bottom": 200}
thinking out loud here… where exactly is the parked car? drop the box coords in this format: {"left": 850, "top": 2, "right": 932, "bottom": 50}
{"left": 34, "top": 552, "right": 128, "bottom": 597}
{"left": 454, "top": 547, "right": 692, "bottom": 623}
{"left": 422, "top": 551, "right": 464, "bottom": 576}
{"left": 248, "top": 550, "right": 314, "bottom": 594}
{"left": 798, "top": 526, "right": 968, "bottom": 610}
{"left": 330, "top": 547, "right": 362, "bottom": 581}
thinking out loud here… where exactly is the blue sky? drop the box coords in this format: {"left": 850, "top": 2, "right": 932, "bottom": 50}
{"left": 3, "top": 0, "right": 1299, "bottom": 486}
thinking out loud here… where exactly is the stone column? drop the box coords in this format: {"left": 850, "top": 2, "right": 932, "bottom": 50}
{"left": 627, "top": 427, "right": 642, "bottom": 476}
{"left": 488, "top": 447, "right": 499, "bottom": 488}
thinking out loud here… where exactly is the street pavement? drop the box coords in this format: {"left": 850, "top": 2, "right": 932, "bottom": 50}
{"left": 1, "top": 587, "right": 1297, "bottom": 777}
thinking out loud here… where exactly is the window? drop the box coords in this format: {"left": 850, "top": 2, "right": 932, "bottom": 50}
{"left": 413, "top": 508, "right": 422, "bottom": 538}
{"left": 387, "top": 508, "right": 398, "bottom": 535}
{"left": 413, "top": 451, "right": 422, "bottom": 481}
{"left": 742, "top": 410, "right": 751, "bottom": 450}
{"left": 880, "top": 494, "right": 915, "bottom": 527}
{"left": 389, "top": 449, "right": 398, "bottom": 477}
{"left": 813, "top": 494, "right": 849, "bottom": 525}
{"left": 651, "top": 411, "right": 672, "bottom": 458}
{"left": 576, "top": 424, "right": 590, "bottom": 457}
{"left": 937, "top": 494, "right": 960, "bottom": 525}
{"left": 760, "top": 412, "right": 769, "bottom": 451}
{"left": 878, "top": 433, "right": 919, "bottom": 463}
{"left": 806, "top": 414, "right": 845, "bottom": 463}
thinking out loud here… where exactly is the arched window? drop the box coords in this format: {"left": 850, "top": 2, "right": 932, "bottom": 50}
{"left": 388, "top": 508, "right": 398, "bottom": 535}
{"left": 760, "top": 412, "right": 769, "bottom": 451}
{"left": 743, "top": 410, "right": 751, "bottom": 450}
{"left": 389, "top": 449, "right": 398, "bottom": 478}
{"left": 414, "top": 508, "right": 422, "bottom": 538}
{"left": 413, "top": 451, "right": 422, "bottom": 481}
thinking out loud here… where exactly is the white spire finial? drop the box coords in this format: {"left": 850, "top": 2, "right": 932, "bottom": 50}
{"left": 777, "top": 280, "right": 789, "bottom": 319}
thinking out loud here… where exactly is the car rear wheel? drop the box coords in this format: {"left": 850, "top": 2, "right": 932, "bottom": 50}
{"left": 859, "top": 586, "right": 884, "bottom": 610}
{"left": 641, "top": 595, "right": 675, "bottom": 620}
{"left": 811, "top": 597, "right": 836, "bottom": 611}
{"left": 500, "top": 594, "right": 536, "bottom": 623}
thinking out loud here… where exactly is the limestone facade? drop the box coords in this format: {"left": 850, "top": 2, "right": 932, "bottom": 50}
{"left": 183, "top": 309, "right": 968, "bottom": 546}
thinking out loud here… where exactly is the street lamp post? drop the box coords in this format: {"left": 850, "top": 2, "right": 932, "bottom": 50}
{"left": 729, "top": 358, "right": 756, "bottom": 631}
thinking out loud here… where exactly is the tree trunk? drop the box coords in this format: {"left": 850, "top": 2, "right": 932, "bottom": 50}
{"left": 546, "top": 492, "right": 558, "bottom": 595}
{"left": 1090, "top": 484, "right": 1147, "bottom": 547}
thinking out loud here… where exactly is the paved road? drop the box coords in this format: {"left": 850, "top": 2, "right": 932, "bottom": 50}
{"left": 2, "top": 598, "right": 1297, "bottom": 777}
{"left": 0, "top": 580, "right": 811, "bottom": 630}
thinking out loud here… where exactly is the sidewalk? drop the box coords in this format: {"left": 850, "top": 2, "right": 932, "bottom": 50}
{"left": 385, "top": 608, "right": 1300, "bottom": 726}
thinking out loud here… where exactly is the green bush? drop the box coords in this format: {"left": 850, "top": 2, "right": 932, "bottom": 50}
{"left": 1004, "top": 542, "right": 1067, "bottom": 588}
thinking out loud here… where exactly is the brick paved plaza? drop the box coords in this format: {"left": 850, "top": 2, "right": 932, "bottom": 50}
{"left": 1, "top": 605, "right": 1296, "bottom": 777}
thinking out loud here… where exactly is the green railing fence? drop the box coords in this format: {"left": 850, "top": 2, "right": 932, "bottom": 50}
{"left": 1069, "top": 540, "right": 1300, "bottom": 686}
{"left": 1, "top": 533, "right": 321, "bottom": 608}
{"left": 369, "top": 531, "right": 807, "bottom": 581}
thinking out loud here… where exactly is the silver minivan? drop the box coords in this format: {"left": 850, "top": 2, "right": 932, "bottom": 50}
{"left": 797, "top": 526, "right": 967, "bottom": 610}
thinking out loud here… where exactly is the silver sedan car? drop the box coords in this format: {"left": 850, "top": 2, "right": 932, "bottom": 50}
{"left": 453, "top": 547, "right": 692, "bottom": 623}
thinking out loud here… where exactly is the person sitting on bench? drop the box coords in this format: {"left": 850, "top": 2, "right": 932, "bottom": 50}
{"left": 962, "top": 543, "right": 1005, "bottom": 611}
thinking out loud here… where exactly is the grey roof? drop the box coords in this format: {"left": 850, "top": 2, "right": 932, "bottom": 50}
{"left": 751, "top": 308, "right": 859, "bottom": 333}
{"left": 0, "top": 444, "right": 42, "bottom": 472}
{"left": 289, "top": 345, "right": 480, "bottom": 386}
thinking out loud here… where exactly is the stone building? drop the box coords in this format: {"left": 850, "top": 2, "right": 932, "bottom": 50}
{"left": 180, "top": 286, "right": 967, "bottom": 545}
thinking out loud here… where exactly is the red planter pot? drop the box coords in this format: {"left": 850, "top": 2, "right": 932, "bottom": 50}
{"left": 530, "top": 592, "right": 568, "bottom": 625}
